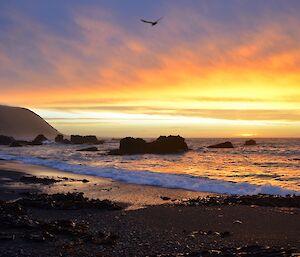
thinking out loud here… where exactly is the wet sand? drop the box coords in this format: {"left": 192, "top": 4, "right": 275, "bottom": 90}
{"left": 0, "top": 160, "right": 299, "bottom": 257}
{"left": 0, "top": 160, "right": 211, "bottom": 209}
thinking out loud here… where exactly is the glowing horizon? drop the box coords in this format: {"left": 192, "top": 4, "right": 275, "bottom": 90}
{"left": 1, "top": 1, "right": 300, "bottom": 137}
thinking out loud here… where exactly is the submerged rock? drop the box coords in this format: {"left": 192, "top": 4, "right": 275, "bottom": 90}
{"left": 244, "top": 139, "right": 257, "bottom": 146}
{"left": 9, "top": 141, "right": 22, "bottom": 147}
{"left": 208, "top": 141, "right": 234, "bottom": 148}
{"left": 77, "top": 147, "right": 98, "bottom": 152}
{"left": 110, "top": 135, "right": 188, "bottom": 155}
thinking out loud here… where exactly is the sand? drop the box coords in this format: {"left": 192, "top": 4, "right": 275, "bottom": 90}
{"left": 0, "top": 160, "right": 299, "bottom": 257}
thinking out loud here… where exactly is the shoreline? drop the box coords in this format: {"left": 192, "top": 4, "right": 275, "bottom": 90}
{"left": 0, "top": 160, "right": 212, "bottom": 209}
{"left": 1, "top": 152, "right": 298, "bottom": 196}
{"left": 0, "top": 160, "right": 299, "bottom": 256}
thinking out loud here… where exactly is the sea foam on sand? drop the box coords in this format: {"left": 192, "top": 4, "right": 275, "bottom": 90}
{"left": 0, "top": 153, "right": 298, "bottom": 196}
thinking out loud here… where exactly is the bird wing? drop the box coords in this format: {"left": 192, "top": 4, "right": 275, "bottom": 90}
{"left": 141, "top": 19, "right": 153, "bottom": 24}
{"left": 155, "top": 17, "right": 163, "bottom": 23}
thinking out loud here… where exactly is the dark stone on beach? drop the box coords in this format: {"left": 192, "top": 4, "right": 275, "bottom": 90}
{"left": 55, "top": 134, "right": 64, "bottom": 143}
{"left": 0, "top": 232, "right": 16, "bottom": 241}
{"left": 25, "top": 233, "right": 46, "bottom": 242}
{"left": 9, "top": 141, "right": 22, "bottom": 147}
{"left": 15, "top": 192, "right": 123, "bottom": 210}
{"left": 160, "top": 196, "right": 171, "bottom": 201}
{"left": 77, "top": 147, "right": 98, "bottom": 152}
{"left": 20, "top": 176, "right": 61, "bottom": 185}
{"left": 110, "top": 135, "right": 189, "bottom": 155}
{"left": 244, "top": 139, "right": 257, "bottom": 146}
{"left": 31, "top": 134, "right": 48, "bottom": 145}
{"left": 208, "top": 141, "right": 234, "bottom": 148}
{"left": 82, "top": 179, "right": 89, "bottom": 183}
{"left": 0, "top": 135, "right": 14, "bottom": 145}
{"left": 157, "top": 245, "right": 297, "bottom": 257}
{"left": 180, "top": 194, "right": 300, "bottom": 208}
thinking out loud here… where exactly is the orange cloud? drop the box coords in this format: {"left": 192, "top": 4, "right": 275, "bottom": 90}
{"left": 1, "top": 4, "right": 300, "bottom": 137}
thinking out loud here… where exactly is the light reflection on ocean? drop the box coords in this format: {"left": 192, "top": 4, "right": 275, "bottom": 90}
{"left": 0, "top": 138, "right": 299, "bottom": 193}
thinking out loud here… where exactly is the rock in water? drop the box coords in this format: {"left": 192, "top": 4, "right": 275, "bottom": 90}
{"left": 0, "top": 105, "right": 59, "bottom": 139}
{"left": 111, "top": 135, "right": 188, "bottom": 155}
{"left": 244, "top": 139, "right": 257, "bottom": 146}
{"left": 208, "top": 141, "right": 234, "bottom": 148}
{"left": 70, "top": 135, "right": 85, "bottom": 144}
{"left": 119, "top": 137, "right": 147, "bottom": 154}
{"left": 0, "top": 135, "right": 14, "bottom": 145}
{"left": 148, "top": 135, "right": 189, "bottom": 154}
{"left": 9, "top": 141, "right": 22, "bottom": 147}
{"left": 77, "top": 147, "right": 99, "bottom": 152}
{"left": 83, "top": 136, "right": 100, "bottom": 144}
{"left": 31, "top": 134, "right": 48, "bottom": 145}
{"left": 55, "top": 134, "right": 64, "bottom": 143}
{"left": 70, "top": 135, "right": 103, "bottom": 144}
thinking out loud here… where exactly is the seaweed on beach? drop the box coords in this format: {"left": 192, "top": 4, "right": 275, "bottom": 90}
{"left": 20, "top": 175, "right": 62, "bottom": 185}
{"left": 180, "top": 194, "right": 300, "bottom": 208}
{"left": 152, "top": 245, "right": 298, "bottom": 257}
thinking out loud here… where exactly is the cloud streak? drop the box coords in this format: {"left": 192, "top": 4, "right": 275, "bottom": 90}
{"left": 1, "top": 1, "right": 300, "bottom": 136}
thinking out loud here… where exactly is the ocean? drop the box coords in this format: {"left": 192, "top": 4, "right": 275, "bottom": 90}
{"left": 0, "top": 138, "right": 299, "bottom": 195}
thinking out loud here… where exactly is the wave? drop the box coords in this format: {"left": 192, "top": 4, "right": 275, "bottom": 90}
{"left": 0, "top": 153, "right": 298, "bottom": 196}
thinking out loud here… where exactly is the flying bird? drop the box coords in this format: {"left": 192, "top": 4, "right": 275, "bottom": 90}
{"left": 140, "top": 17, "right": 163, "bottom": 26}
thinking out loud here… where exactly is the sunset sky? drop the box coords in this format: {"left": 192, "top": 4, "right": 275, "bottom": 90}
{"left": 1, "top": 0, "right": 300, "bottom": 137}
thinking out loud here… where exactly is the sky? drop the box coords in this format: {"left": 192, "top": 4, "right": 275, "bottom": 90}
{"left": 1, "top": 0, "right": 300, "bottom": 138}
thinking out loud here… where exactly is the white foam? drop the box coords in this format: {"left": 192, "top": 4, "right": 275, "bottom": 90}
{"left": 0, "top": 153, "right": 298, "bottom": 196}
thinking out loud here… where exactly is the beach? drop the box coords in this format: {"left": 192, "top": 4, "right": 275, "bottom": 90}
{"left": 1, "top": 160, "right": 299, "bottom": 257}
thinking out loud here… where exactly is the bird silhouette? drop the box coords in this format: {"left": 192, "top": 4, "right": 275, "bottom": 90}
{"left": 140, "top": 17, "right": 163, "bottom": 26}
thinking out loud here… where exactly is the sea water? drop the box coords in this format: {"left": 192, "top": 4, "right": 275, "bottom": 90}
{"left": 0, "top": 138, "right": 299, "bottom": 195}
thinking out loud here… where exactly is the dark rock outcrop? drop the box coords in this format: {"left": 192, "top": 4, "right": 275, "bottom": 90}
{"left": 0, "top": 135, "right": 14, "bottom": 145}
{"left": 208, "top": 141, "right": 234, "bottom": 148}
{"left": 244, "top": 139, "right": 257, "bottom": 146}
{"left": 77, "top": 147, "right": 98, "bottom": 152}
{"left": 82, "top": 136, "right": 100, "bottom": 144}
{"left": 148, "top": 136, "right": 189, "bottom": 154}
{"left": 70, "top": 135, "right": 85, "bottom": 144}
{"left": 31, "top": 134, "right": 48, "bottom": 145}
{"left": 110, "top": 135, "right": 188, "bottom": 155}
{"left": 55, "top": 134, "right": 103, "bottom": 145}
{"left": 71, "top": 135, "right": 103, "bottom": 145}
{"left": 0, "top": 105, "right": 59, "bottom": 139}
{"left": 119, "top": 137, "right": 147, "bottom": 154}
{"left": 63, "top": 139, "right": 71, "bottom": 144}
{"left": 55, "top": 134, "right": 64, "bottom": 143}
